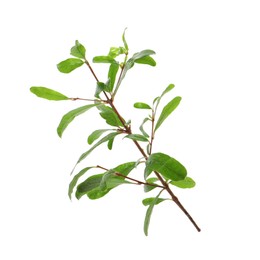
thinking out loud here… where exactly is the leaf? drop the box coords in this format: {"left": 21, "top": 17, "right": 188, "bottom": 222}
{"left": 122, "top": 28, "right": 128, "bottom": 51}
{"left": 98, "top": 105, "right": 124, "bottom": 127}
{"left": 153, "top": 84, "right": 175, "bottom": 108}
{"left": 57, "top": 58, "right": 84, "bottom": 73}
{"left": 144, "top": 191, "right": 162, "bottom": 236}
{"left": 107, "top": 63, "right": 119, "bottom": 92}
{"left": 87, "top": 129, "right": 112, "bottom": 145}
{"left": 70, "top": 40, "right": 86, "bottom": 59}
{"left": 139, "top": 118, "right": 150, "bottom": 138}
{"left": 76, "top": 162, "right": 135, "bottom": 200}
{"left": 68, "top": 167, "right": 94, "bottom": 199}
{"left": 125, "top": 134, "right": 149, "bottom": 142}
{"left": 57, "top": 103, "right": 100, "bottom": 138}
{"left": 155, "top": 96, "right": 182, "bottom": 131}
{"left": 30, "top": 87, "right": 69, "bottom": 101}
{"left": 108, "top": 47, "right": 125, "bottom": 58}
{"left": 76, "top": 174, "right": 104, "bottom": 199}
{"left": 132, "top": 50, "right": 156, "bottom": 61}
{"left": 134, "top": 102, "right": 151, "bottom": 109}
{"left": 142, "top": 197, "right": 167, "bottom": 206}
{"left": 77, "top": 132, "right": 120, "bottom": 164}
{"left": 161, "top": 84, "right": 175, "bottom": 97}
{"left": 135, "top": 56, "right": 156, "bottom": 66}
{"left": 145, "top": 153, "right": 187, "bottom": 181}
{"left": 95, "top": 82, "right": 106, "bottom": 98}
{"left": 144, "top": 177, "right": 159, "bottom": 192}
{"left": 170, "top": 177, "right": 196, "bottom": 189}
{"left": 107, "top": 137, "right": 115, "bottom": 150}
{"left": 93, "top": 56, "right": 116, "bottom": 64}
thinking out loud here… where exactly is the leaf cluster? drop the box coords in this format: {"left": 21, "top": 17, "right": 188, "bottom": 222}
{"left": 30, "top": 29, "right": 199, "bottom": 235}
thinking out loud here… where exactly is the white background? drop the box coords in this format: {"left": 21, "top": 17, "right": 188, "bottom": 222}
{"left": 1, "top": 0, "right": 260, "bottom": 259}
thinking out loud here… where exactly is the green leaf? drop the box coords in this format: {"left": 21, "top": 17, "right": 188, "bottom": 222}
{"left": 134, "top": 102, "right": 151, "bottom": 109}
{"left": 30, "top": 87, "right": 69, "bottom": 101}
{"left": 57, "top": 104, "right": 100, "bottom": 138}
{"left": 153, "top": 84, "right": 175, "bottom": 108}
{"left": 68, "top": 167, "right": 94, "bottom": 200}
{"left": 122, "top": 28, "right": 128, "bottom": 51}
{"left": 144, "top": 191, "right": 162, "bottom": 236}
{"left": 98, "top": 105, "right": 124, "bottom": 127}
{"left": 77, "top": 132, "right": 120, "bottom": 164}
{"left": 125, "top": 134, "right": 149, "bottom": 142}
{"left": 76, "top": 173, "right": 104, "bottom": 199}
{"left": 76, "top": 162, "right": 135, "bottom": 200}
{"left": 139, "top": 118, "right": 150, "bottom": 138}
{"left": 155, "top": 96, "right": 182, "bottom": 131}
{"left": 161, "top": 84, "right": 175, "bottom": 97}
{"left": 70, "top": 40, "right": 86, "bottom": 59}
{"left": 93, "top": 56, "right": 116, "bottom": 64}
{"left": 115, "top": 58, "right": 134, "bottom": 90}
{"left": 57, "top": 58, "right": 84, "bottom": 73}
{"left": 95, "top": 82, "right": 107, "bottom": 98}
{"left": 135, "top": 56, "right": 156, "bottom": 66}
{"left": 170, "top": 177, "right": 196, "bottom": 189}
{"left": 108, "top": 47, "right": 125, "bottom": 58}
{"left": 145, "top": 153, "right": 187, "bottom": 181}
{"left": 87, "top": 129, "right": 112, "bottom": 145}
{"left": 107, "top": 137, "right": 115, "bottom": 150}
{"left": 142, "top": 197, "right": 167, "bottom": 206}
{"left": 132, "top": 50, "right": 156, "bottom": 61}
{"left": 107, "top": 63, "right": 119, "bottom": 92}
{"left": 144, "top": 177, "right": 159, "bottom": 192}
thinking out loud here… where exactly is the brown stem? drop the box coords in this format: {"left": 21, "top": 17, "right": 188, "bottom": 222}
{"left": 87, "top": 61, "right": 201, "bottom": 232}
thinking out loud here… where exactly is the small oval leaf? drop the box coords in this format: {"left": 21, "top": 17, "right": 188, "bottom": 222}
{"left": 87, "top": 129, "right": 112, "bottom": 145}
{"left": 92, "top": 56, "right": 116, "bottom": 64}
{"left": 70, "top": 40, "right": 86, "bottom": 59}
{"left": 30, "top": 87, "right": 69, "bottom": 101}
{"left": 134, "top": 102, "right": 152, "bottom": 109}
{"left": 135, "top": 56, "right": 156, "bottom": 66}
{"left": 170, "top": 177, "right": 196, "bottom": 189}
{"left": 57, "top": 58, "right": 84, "bottom": 73}
{"left": 142, "top": 197, "right": 167, "bottom": 206}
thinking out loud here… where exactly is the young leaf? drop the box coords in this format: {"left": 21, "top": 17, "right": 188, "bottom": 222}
{"left": 170, "top": 177, "right": 196, "bottom": 189}
{"left": 70, "top": 40, "right": 86, "bottom": 59}
{"left": 30, "top": 87, "right": 69, "bottom": 101}
{"left": 108, "top": 47, "right": 125, "bottom": 58}
{"left": 57, "top": 58, "right": 84, "bottom": 73}
{"left": 87, "top": 129, "right": 112, "bottom": 145}
{"left": 153, "top": 84, "right": 175, "bottom": 109}
{"left": 155, "top": 96, "right": 182, "bottom": 131}
{"left": 98, "top": 105, "right": 124, "bottom": 127}
{"left": 134, "top": 102, "right": 151, "bottom": 109}
{"left": 139, "top": 118, "right": 150, "bottom": 138}
{"left": 107, "top": 63, "right": 119, "bottom": 92}
{"left": 93, "top": 56, "right": 116, "bottom": 64}
{"left": 57, "top": 104, "right": 100, "bottom": 138}
{"left": 161, "top": 84, "right": 175, "bottom": 97}
{"left": 144, "top": 191, "right": 162, "bottom": 236}
{"left": 122, "top": 28, "right": 128, "bottom": 51}
{"left": 77, "top": 132, "right": 121, "bottom": 164}
{"left": 125, "top": 134, "right": 149, "bottom": 142}
{"left": 142, "top": 197, "right": 167, "bottom": 206}
{"left": 145, "top": 152, "right": 187, "bottom": 181}
{"left": 95, "top": 82, "right": 106, "bottom": 98}
{"left": 68, "top": 167, "right": 94, "bottom": 199}
{"left": 135, "top": 56, "right": 156, "bottom": 66}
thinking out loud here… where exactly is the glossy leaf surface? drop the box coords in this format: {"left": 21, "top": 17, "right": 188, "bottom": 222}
{"left": 125, "top": 134, "right": 149, "bottom": 142}
{"left": 134, "top": 102, "right": 151, "bottom": 109}
{"left": 70, "top": 40, "right": 86, "bottom": 59}
{"left": 87, "top": 129, "right": 112, "bottom": 145}
{"left": 57, "top": 58, "right": 84, "bottom": 73}
{"left": 145, "top": 152, "right": 187, "bottom": 181}
{"left": 170, "top": 177, "right": 196, "bottom": 189}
